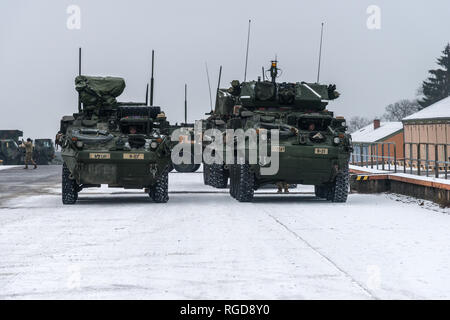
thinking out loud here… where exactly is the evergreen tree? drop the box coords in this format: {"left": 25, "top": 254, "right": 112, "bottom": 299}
{"left": 418, "top": 43, "right": 450, "bottom": 109}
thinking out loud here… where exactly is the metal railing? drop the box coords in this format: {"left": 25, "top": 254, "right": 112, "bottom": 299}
{"left": 403, "top": 142, "right": 450, "bottom": 179}
{"left": 351, "top": 142, "right": 450, "bottom": 179}
{"left": 351, "top": 142, "right": 397, "bottom": 173}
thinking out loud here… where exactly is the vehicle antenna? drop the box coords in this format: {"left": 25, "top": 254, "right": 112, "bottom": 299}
{"left": 243, "top": 19, "right": 251, "bottom": 82}
{"left": 205, "top": 62, "right": 213, "bottom": 111}
{"left": 317, "top": 22, "right": 324, "bottom": 83}
{"left": 184, "top": 84, "right": 188, "bottom": 124}
{"left": 78, "top": 47, "right": 82, "bottom": 113}
{"left": 214, "top": 66, "right": 222, "bottom": 111}
{"left": 150, "top": 50, "right": 155, "bottom": 106}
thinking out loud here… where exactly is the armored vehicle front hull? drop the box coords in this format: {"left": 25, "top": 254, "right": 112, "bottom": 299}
{"left": 63, "top": 150, "right": 170, "bottom": 189}
{"left": 254, "top": 145, "right": 348, "bottom": 186}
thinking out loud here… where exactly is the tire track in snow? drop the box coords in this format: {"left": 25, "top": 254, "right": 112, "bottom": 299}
{"left": 266, "top": 212, "right": 379, "bottom": 300}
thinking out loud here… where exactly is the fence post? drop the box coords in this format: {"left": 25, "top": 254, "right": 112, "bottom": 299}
{"left": 394, "top": 143, "right": 397, "bottom": 173}
{"left": 435, "top": 144, "right": 439, "bottom": 178}
{"left": 360, "top": 144, "right": 363, "bottom": 167}
{"left": 403, "top": 143, "right": 406, "bottom": 173}
{"left": 410, "top": 143, "right": 413, "bottom": 174}
{"left": 376, "top": 144, "right": 379, "bottom": 169}
{"left": 417, "top": 143, "right": 421, "bottom": 176}
{"left": 371, "top": 144, "right": 374, "bottom": 169}
{"left": 388, "top": 143, "right": 391, "bottom": 171}
{"left": 444, "top": 144, "right": 448, "bottom": 179}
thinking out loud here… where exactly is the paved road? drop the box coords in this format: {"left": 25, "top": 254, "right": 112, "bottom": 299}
{"left": 0, "top": 168, "right": 449, "bottom": 299}
{"left": 0, "top": 165, "right": 60, "bottom": 205}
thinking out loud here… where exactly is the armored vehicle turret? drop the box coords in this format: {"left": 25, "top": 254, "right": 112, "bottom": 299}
{"left": 59, "top": 74, "right": 172, "bottom": 204}
{"left": 202, "top": 60, "right": 352, "bottom": 202}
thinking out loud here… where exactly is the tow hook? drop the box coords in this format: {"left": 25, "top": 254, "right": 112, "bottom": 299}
{"left": 149, "top": 164, "right": 158, "bottom": 178}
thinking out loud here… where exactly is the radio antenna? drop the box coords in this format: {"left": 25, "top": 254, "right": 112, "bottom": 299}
{"left": 243, "top": 19, "right": 251, "bottom": 82}
{"left": 78, "top": 47, "right": 82, "bottom": 113}
{"left": 205, "top": 62, "right": 213, "bottom": 111}
{"left": 316, "top": 22, "right": 324, "bottom": 83}
{"left": 145, "top": 83, "right": 149, "bottom": 106}
{"left": 214, "top": 65, "right": 222, "bottom": 111}
{"left": 150, "top": 50, "right": 155, "bottom": 106}
{"left": 184, "top": 84, "right": 188, "bottom": 124}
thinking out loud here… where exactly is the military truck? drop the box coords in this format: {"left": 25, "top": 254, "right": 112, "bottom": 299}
{"left": 0, "top": 130, "right": 24, "bottom": 165}
{"left": 33, "top": 139, "right": 56, "bottom": 165}
{"left": 59, "top": 75, "right": 173, "bottom": 204}
{"left": 203, "top": 60, "right": 352, "bottom": 202}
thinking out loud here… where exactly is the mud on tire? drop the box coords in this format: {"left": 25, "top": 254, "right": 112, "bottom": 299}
{"left": 149, "top": 171, "right": 169, "bottom": 203}
{"left": 62, "top": 163, "right": 78, "bottom": 205}
{"left": 231, "top": 164, "right": 254, "bottom": 202}
{"left": 209, "top": 164, "right": 229, "bottom": 189}
{"left": 203, "top": 163, "right": 211, "bottom": 186}
{"left": 331, "top": 165, "right": 349, "bottom": 203}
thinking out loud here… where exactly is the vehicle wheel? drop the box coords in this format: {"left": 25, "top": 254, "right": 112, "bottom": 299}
{"left": 172, "top": 152, "right": 200, "bottom": 172}
{"left": 234, "top": 164, "right": 254, "bottom": 202}
{"left": 210, "top": 164, "right": 228, "bottom": 189}
{"left": 332, "top": 165, "right": 349, "bottom": 203}
{"left": 62, "top": 163, "right": 78, "bottom": 205}
{"left": 203, "top": 163, "right": 211, "bottom": 185}
{"left": 229, "top": 165, "right": 236, "bottom": 198}
{"left": 314, "top": 186, "right": 326, "bottom": 198}
{"left": 173, "top": 163, "right": 201, "bottom": 173}
{"left": 149, "top": 171, "right": 169, "bottom": 203}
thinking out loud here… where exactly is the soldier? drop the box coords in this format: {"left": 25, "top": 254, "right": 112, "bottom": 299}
{"left": 277, "top": 182, "right": 289, "bottom": 193}
{"left": 21, "top": 138, "right": 37, "bottom": 169}
{"left": 129, "top": 126, "right": 137, "bottom": 134}
{"left": 55, "top": 131, "right": 63, "bottom": 150}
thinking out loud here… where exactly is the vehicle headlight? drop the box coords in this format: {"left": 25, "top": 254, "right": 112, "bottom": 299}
{"left": 333, "top": 137, "right": 341, "bottom": 144}
{"left": 76, "top": 141, "right": 84, "bottom": 148}
{"left": 341, "top": 121, "right": 346, "bottom": 127}
{"left": 150, "top": 141, "right": 158, "bottom": 149}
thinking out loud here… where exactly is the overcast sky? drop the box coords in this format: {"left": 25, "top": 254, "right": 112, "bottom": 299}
{"left": 0, "top": 0, "right": 449, "bottom": 139}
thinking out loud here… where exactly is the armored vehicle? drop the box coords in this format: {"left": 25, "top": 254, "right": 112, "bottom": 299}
{"left": 203, "top": 61, "right": 352, "bottom": 202}
{"left": 0, "top": 130, "right": 24, "bottom": 165}
{"left": 33, "top": 139, "right": 56, "bottom": 165}
{"left": 59, "top": 75, "right": 172, "bottom": 204}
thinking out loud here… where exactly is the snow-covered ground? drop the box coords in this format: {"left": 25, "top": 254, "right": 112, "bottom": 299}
{"left": 0, "top": 171, "right": 450, "bottom": 299}
{"left": 0, "top": 165, "right": 20, "bottom": 171}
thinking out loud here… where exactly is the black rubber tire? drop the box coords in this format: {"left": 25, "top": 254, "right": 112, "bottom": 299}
{"left": 203, "top": 163, "right": 211, "bottom": 186}
{"left": 210, "top": 164, "right": 229, "bottom": 189}
{"left": 314, "top": 186, "right": 326, "bottom": 198}
{"left": 229, "top": 165, "right": 236, "bottom": 198}
{"left": 149, "top": 171, "right": 169, "bottom": 203}
{"left": 62, "top": 163, "right": 78, "bottom": 205}
{"left": 234, "top": 164, "right": 254, "bottom": 202}
{"left": 173, "top": 163, "right": 201, "bottom": 173}
{"left": 332, "top": 165, "right": 349, "bottom": 203}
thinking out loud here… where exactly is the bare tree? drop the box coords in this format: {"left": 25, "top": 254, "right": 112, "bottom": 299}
{"left": 382, "top": 99, "right": 420, "bottom": 121}
{"left": 348, "top": 116, "right": 371, "bottom": 133}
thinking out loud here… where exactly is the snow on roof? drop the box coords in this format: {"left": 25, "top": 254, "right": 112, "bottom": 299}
{"left": 351, "top": 122, "right": 403, "bottom": 143}
{"left": 403, "top": 96, "right": 450, "bottom": 121}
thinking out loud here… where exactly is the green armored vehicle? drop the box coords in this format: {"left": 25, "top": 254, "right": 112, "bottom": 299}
{"left": 59, "top": 75, "right": 172, "bottom": 204}
{"left": 33, "top": 139, "right": 56, "bottom": 165}
{"left": 0, "top": 130, "right": 24, "bottom": 165}
{"left": 203, "top": 61, "right": 352, "bottom": 202}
